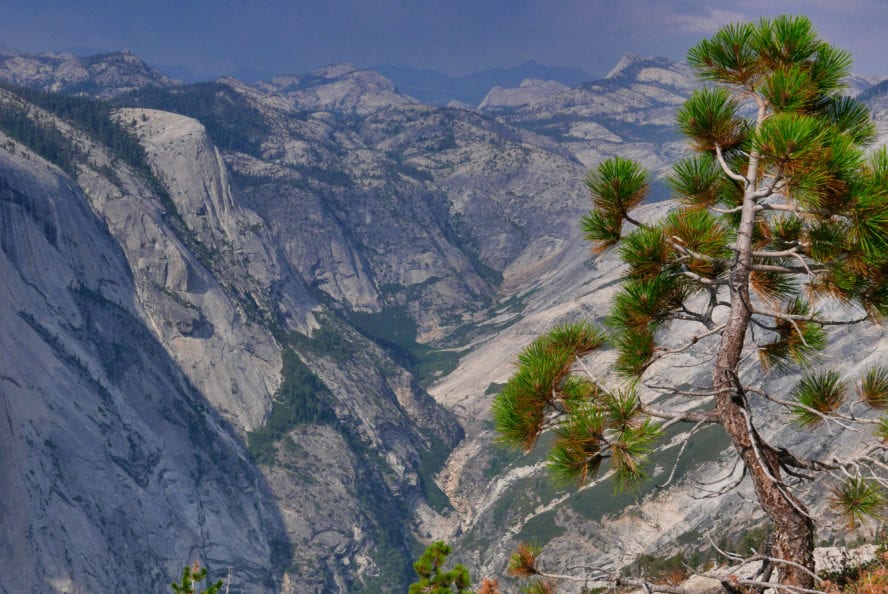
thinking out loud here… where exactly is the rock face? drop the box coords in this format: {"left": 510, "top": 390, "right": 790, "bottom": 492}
{"left": 0, "top": 126, "right": 287, "bottom": 593}
{"left": 114, "top": 107, "right": 314, "bottom": 431}
{"left": 255, "top": 64, "right": 420, "bottom": 116}
{"left": 478, "top": 78, "right": 569, "bottom": 110}
{"left": 0, "top": 48, "right": 175, "bottom": 97}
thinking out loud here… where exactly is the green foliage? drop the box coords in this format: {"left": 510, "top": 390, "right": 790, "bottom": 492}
{"left": 408, "top": 541, "right": 472, "bottom": 594}
{"left": 171, "top": 562, "right": 223, "bottom": 594}
{"left": 618, "top": 225, "right": 671, "bottom": 280}
{"left": 0, "top": 82, "right": 185, "bottom": 231}
{"left": 686, "top": 21, "right": 758, "bottom": 86}
{"left": 829, "top": 478, "right": 886, "bottom": 529}
{"left": 117, "top": 82, "right": 270, "bottom": 154}
{"left": 548, "top": 403, "right": 606, "bottom": 487}
{"left": 757, "top": 298, "right": 827, "bottom": 372}
{"left": 790, "top": 370, "right": 847, "bottom": 426}
{"left": 668, "top": 153, "right": 726, "bottom": 209}
{"left": 507, "top": 542, "right": 542, "bottom": 578}
{"left": 585, "top": 156, "right": 649, "bottom": 214}
{"left": 859, "top": 366, "right": 888, "bottom": 409}
{"left": 608, "top": 275, "right": 687, "bottom": 332}
{"left": 580, "top": 209, "right": 622, "bottom": 251}
{"left": 876, "top": 417, "right": 888, "bottom": 443}
{"left": 493, "top": 322, "right": 607, "bottom": 451}
{"left": 676, "top": 87, "right": 745, "bottom": 151}
{"left": 582, "top": 157, "right": 649, "bottom": 251}
{"left": 493, "top": 321, "right": 662, "bottom": 490}
{"left": 662, "top": 207, "right": 732, "bottom": 276}
{"left": 289, "top": 315, "right": 358, "bottom": 364}
{"left": 349, "top": 306, "right": 462, "bottom": 385}
{"left": 0, "top": 106, "right": 79, "bottom": 175}
{"left": 611, "top": 326, "right": 655, "bottom": 377}
{"left": 824, "top": 96, "right": 877, "bottom": 147}
{"left": 246, "top": 349, "right": 335, "bottom": 464}
{"left": 418, "top": 434, "right": 457, "bottom": 514}
{"left": 0, "top": 81, "right": 150, "bottom": 166}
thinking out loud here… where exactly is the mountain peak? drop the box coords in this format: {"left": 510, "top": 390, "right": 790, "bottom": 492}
{"left": 261, "top": 63, "right": 416, "bottom": 116}
{"left": 0, "top": 46, "right": 175, "bottom": 98}
{"left": 605, "top": 53, "right": 675, "bottom": 80}
{"left": 312, "top": 63, "right": 360, "bottom": 79}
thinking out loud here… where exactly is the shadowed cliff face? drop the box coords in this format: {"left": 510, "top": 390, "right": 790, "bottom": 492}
{"left": 0, "top": 133, "right": 289, "bottom": 593}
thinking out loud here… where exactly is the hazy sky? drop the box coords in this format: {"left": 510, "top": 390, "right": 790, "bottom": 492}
{"left": 1, "top": 0, "right": 887, "bottom": 79}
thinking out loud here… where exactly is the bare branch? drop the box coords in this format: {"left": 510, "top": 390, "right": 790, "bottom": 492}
{"left": 751, "top": 247, "right": 802, "bottom": 259}
{"left": 657, "top": 421, "right": 706, "bottom": 489}
{"left": 706, "top": 533, "right": 821, "bottom": 585}
{"left": 750, "top": 387, "right": 878, "bottom": 430}
{"left": 749, "top": 263, "right": 825, "bottom": 274}
{"left": 643, "top": 383, "right": 728, "bottom": 398}
{"left": 615, "top": 577, "right": 688, "bottom": 594}
{"left": 679, "top": 270, "right": 721, "bottom": 286}
{"left": 650, "top": 324, "right": 727, "bottom": 360}
{"left": 699, "top": 456, "right": 744, "bottom": 486}
{"left": 624, "top": 211, "right": 650, "bottom": 230}
{"left": 715, "top": 143, "right": 749, "bottom": 185}
{"left": 643, "top": 406, "right": 719, "bottom": 423}
{"left": 759, "top": 202, "right": 832, "bottom": 217}
{"left": 751, "top": 166, "right": 784, "bottom": 199}
{"left": 752, "top": 307, "right": 868, "bottom": 326}
{"left": 670, "top": 239, "right": 729, "bottom": 267}
{"left": 712, "top": 205, "right": 745, "bottom": 214}
{"left": 692, "top": 463, "right": 747, "bottom": 498}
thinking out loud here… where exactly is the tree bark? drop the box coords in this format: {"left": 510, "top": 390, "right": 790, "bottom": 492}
{"left": 711, "top": 143, "right": 815, "bottom": 589}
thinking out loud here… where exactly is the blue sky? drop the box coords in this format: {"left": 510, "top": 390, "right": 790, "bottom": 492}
{"left": 1, "top": 0, "right": 886, "bottom": 79}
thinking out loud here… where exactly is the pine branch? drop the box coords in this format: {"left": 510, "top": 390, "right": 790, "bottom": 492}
{"left": 752, "top": 308, "right": 867, "bottom": 325}
{"left": 715, "top": 143, "right": 749, "bottom": 185}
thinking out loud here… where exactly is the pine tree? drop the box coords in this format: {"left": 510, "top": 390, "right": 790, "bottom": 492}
{"left": 171, "top": 561, "right": 223, "bottom": 594}
{"left": 493, "top": 15, "right": 888, "bottom": 589}
{"left": 408, "top": 541, "right": 473, "bottom": 594}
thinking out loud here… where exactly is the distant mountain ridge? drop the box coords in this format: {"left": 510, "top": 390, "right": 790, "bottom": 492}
{"left": 0, "top": 47, "right": 175, "bottom": 98}
{"left": 373, "top": 60, "right": 595, "bottom": 106}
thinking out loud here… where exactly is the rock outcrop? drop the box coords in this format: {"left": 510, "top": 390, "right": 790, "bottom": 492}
{"left": 478, "top": 78, "right": 568, "bottom": 110}
{"left": 0, "top": 48, "right": 175, "bottom": 98}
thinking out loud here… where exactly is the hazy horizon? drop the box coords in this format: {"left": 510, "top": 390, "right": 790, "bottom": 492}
{"left": 2, "top": 1, "right": 887, "bottom": 81}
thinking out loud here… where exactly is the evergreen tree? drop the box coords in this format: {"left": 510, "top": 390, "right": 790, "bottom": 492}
{"left": 493, "top": 15, "right": 888, "bottom": 589}
{"left": 409, "top": 541, "right": 472, "bottom": 594}
{"left": 171, "top": 561, "right": 223, "bottom": 594}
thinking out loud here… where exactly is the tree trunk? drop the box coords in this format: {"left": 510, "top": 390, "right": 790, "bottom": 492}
{"left": 711, "top": 167, "right": 815, "bottom": 589}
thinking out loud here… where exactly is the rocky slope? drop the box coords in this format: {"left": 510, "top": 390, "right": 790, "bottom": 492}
{"left": 477, "top": 54, "right": 697, "bottom": 193}
{"left": 373, "top": 61, "right": 594, "bottom": 106}
{"left": 477, "top": 78, "right": 569, "bottom": 110}
{"left": 0, "top": 47, "right": 175, "bottom": 98}
{"left": 430, "top": 197, "right": 888, "bottom": 591}
{"left": 0, "top": 79, "right": 463, "bottom": 592}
